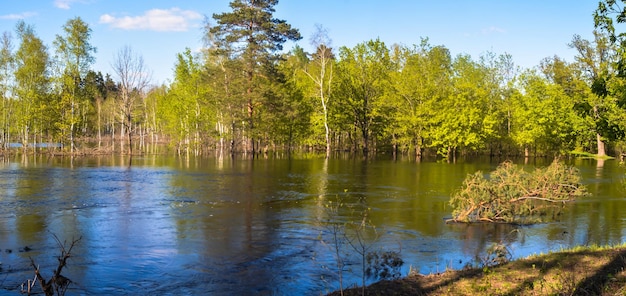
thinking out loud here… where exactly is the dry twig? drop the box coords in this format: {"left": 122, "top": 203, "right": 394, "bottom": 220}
{"left": 28, "top": 234, "right": 82, "bottom": 296}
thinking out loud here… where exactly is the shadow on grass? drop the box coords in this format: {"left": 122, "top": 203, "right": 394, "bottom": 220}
{"left": 498, "top": 252, "right": 577, "bottom": 296}
{"left": 328, "top": 248, "right": 626, "bottom": 295}
{"left": 574, "top": 249, "right": 626, "bottom": 295}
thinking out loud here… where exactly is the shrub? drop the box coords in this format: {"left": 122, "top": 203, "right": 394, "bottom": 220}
{"left": 365, "top": 250, "right": 404, "bottom": 280}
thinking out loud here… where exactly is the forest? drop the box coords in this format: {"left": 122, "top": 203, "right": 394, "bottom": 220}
{"left": 2, "top": 0, "right": 626, "bottom": 160}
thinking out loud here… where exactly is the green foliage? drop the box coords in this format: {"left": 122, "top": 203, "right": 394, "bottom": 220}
{"left": 160, "top": 48, "right": 212, "bottom": 154}
{"left": 4, "top": 3, "right": 626, "bottom": 157}
{"left": 53, "top": 17, "right": 97, "bottom": 151}
{"left": 428, "top": 54, "right": 501, "bottom": 158}
{"left": 449, "top": 160, "right": 589, "bottom": 224}
{"left": 509, "top": 70, "right": 583, "bottom": 155}
{"left": 209, "top": 0, "right": 301, "bottom": 152}
{"left": 259, "top": 51, "right": 313, "bottom": 149}
{"left": 13, "top": 20, "right": 52, "bottom": 146}
{"left": 388, "top": 40, "right": 451, "bottom": 156}
{"left": 334, "top": 39, "right": 394, "bottom": 153}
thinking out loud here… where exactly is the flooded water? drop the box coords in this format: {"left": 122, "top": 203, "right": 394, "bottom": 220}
{"left": 0, "top": 154, "right": 624, "bottom": 295}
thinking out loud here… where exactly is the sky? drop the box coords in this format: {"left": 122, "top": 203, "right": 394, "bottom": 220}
{"left": 0, "top": 0, "right": 601, "bottom": 85}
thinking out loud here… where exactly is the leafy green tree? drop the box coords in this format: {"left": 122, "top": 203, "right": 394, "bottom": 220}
{"left": 100, "top": 73, "right": 119, "bottom": 149}
{"left": 478, "top": 52, "right": 519, "bottom": 155}
{"left": 508, "top": 73, "right": 547, "bottom": 156}
{"left": 334, "top": 39, "right": 394, "bottom": 154}
{"left": 259, "top": 47, "right": 312, "bottom": 151}
{"left": 389, "top": 41, "right": 452, "bottom": 157}
{"left": 0, "top": 31, "right": 14, "bottom": 148}
{"left": 593, "top": 0, "right": 626, "bottom": 154}
{"left": 53, "top": 17, "right": 96, "bottom": 153}
{"left": 427, "top": 54, "right": 495, "bottom": 159}
{"left": 163, "top": 48, "right": 210, "bottom": 155}
{"left": 209, "top": 0, "right": 301, "bottom": 153}
{"left": 202, "top": 28, "right": 246, "bottom": 152}
{"left": 510, "top": 70, "right": 581, "bottom": 156}
{"left": 595, "top": 0, "right": 626, "bottom": 75}
{"left": 567, "top": 31, "right": 622, "bottom": 156}
{"left": 13, "top": 21, "right": 51, "bottom": 149}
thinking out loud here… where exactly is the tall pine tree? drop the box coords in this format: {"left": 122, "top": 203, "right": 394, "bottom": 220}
{"left": 209, "top": 0, "right": 301, "bottom": 153}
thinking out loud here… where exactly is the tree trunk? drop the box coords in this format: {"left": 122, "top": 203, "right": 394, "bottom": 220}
{"left": 596, "top": 133, "right": 606, "bottom": 157}
{"left": 524, "top": 146, "right": 530, "bottom": 158}
{"left": 97, "top": 98, "right": 102, "bottom": 150}
{"left": 120, "top": 122, "right": 124, "bottom": 154}
{"left": 127, "top": 127, "right": 132, "bottom": 155}
{"left": 70, "top": 98, "right": 75, "bottom": 155}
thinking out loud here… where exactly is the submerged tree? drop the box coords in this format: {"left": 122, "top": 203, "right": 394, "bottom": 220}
{"left": 111, "top": 45, "right": 150, "bottom": 155}
{"left": 509, "top": 68, "right": 582, "bottom": 156}
{"left": 448, "top": 160, "right": 588, "bottom": 224}
{"left": 334, "top": 39, "right": 394, "bottom": 154}
{"left": 304, "top": 24, "right": 334, "bottom": 157}
{"left": 13, "top": 20, "right": 51, "bottom": 149}
{"left": 565, "top": 31, "right": 624, "bottom": 156}
{"left": 429, "top": 54, "right": 500, "bottom": 160}
{"left": 163, "top": 48, "right": 210, "bottom": 155}
{"left": 53, "top": 17, "right": 96, "bottom": 154}
{"left": 0, "top": 31, "right": 14, "bottom": 148}
{"left": 261, "top": 46, "right": 312, "bottom": 151}
{"left": 389, "top": 40, "right": 452, "bottom": 158}
{"left": 82, "top": 70, "right": 107, "bottom": 149}
{"left": 209, "top": 0, "right": 301, "bottom": 153}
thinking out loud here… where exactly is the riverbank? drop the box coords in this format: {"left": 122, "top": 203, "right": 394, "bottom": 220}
{"left": 328, "top": 243, "right": 626, "bottom": 295}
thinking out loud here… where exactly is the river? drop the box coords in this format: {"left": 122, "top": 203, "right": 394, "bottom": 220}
{"left": 0, "top": 154, "right": 624, "bottom": 295}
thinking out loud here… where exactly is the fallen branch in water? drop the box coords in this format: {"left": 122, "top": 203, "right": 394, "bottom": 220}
{"left": 448, "top": 160, "right": 588, "bottom": 224}
{"left": 27, "top": 234, "right": 82, "bottom": 296}
{"left": 509, "top": 196, "right": 573, "bottom": 203}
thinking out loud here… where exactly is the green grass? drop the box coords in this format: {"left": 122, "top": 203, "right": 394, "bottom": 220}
{"left": 568, "top": 150, "right": 615, "bottom": 159}
{"left": 329, "top": 242, "right": 626, "bottom": 296}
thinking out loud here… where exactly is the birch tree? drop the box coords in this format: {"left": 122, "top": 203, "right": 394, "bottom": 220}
{"left": 14, "top": 21, "right": 51, "bottom": 149}
{"left": 164, "top": 48, "right": 209, "bottom": 156}
{"left": 0, "top": 31, "right": 14, "bottom": 148}
{"left": 304, "top": 24, "right": 334, "bottom": 157}
{"left": 53, "top": 17, "right": 96, "bottom": 153}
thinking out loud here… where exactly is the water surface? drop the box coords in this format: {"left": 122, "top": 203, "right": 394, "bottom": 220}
{"left": 0, "top": 154, "right": 624, "bottom": 295}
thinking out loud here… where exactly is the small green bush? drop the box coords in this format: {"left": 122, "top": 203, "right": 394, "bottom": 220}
{"left": 449, "top": 160, "right": 588, "bottom": 224}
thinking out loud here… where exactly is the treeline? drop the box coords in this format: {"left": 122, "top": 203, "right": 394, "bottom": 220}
{"left": 2, "top": 0, "right": 626, "bottom": 159}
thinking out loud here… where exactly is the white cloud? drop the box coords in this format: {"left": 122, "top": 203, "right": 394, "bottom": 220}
{"left": 99, "top": 8, "right": 203, "bottom": 32}
{"left": 54, "top": 0, "right": 73, "bottom": 9}
{"left": 0, "top": 12, "right": 37, "bottom": 20}
{"left": 482, "top": 26, "right": 506, "bottom": 35}
{"left": 54, "top": 0, "right": 92, "bottom": 10}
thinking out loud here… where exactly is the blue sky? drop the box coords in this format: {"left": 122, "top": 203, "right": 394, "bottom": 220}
{"left": 1, "top": 0, "right": 600, "bottom": 85}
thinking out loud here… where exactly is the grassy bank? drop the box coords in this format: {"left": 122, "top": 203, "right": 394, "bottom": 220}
{"left": 328, "top": 244, "right": 626, "bottom": 295}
